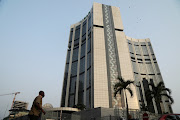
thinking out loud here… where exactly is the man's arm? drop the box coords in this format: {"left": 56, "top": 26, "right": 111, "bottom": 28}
{"left": 34, "top": 102, "right": 46, "bottom": 114}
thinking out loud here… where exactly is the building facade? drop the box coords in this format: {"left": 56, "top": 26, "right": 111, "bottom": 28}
{"left": 12, "top": 101, "right": 28, "bottom": 110}
{"left": 60, "top": 2, "right": 172, "bottom": 114}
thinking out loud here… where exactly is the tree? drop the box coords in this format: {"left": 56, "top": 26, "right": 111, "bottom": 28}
{"left": 114, "top": 77, "right": 134, "bottom": 120}
{"left": 146, "top": 81, "right": 174, "bottom": 113}
{"left": 73, "top": 103, "right": 86, "bottom": 110}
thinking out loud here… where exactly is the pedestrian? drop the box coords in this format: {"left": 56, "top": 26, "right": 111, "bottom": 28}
{"left": 29, "top": 91, "right": 46, "bottom": 120}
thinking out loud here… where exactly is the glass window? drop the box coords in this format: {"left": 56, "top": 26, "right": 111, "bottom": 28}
{"left": 70, "top": 77, "right": 76, "bottom": 94}
{"left": 140, "top": 42, "right": 146, "bottom": 46}
{"left": 128, "top": 43, "right": 134, "bottom": 53}
{"left": 65, "top": 64, "right": 69, "bottom": 73}
{"left": 81, "top": 43, "right": 86, "bottom": 58}
{"left": 134, "top": 73, "right": 140, "bottom": 81}
{"left": 151, "top": 54, "right": 156, "bottom": 60}
{"left": 69, "top": 95, "right": 75, "bottom": 107}
{"left": 137, "top": 58, "right": 143, "bottom": 61}
{"left": 69, "top": 29, "right": 73, "bottom": 43}
{"left": 154, "top": 62, "right": 160, "bottom": 73}
{"left": 88, "top": 14, "right": 91, "bottom": 30}
{"left": 134, "top": 45, "right": 141, "bottom": 55}
{"left": 148, "top": 45, "right": 154, "bottom": 54}
{"left": 132, "top": 61, "right": 138, "bottom": 73}
{"left": 72, "top": 48, "right": 79, "bottom": 62}
{"left": 71, "top": 61, "right": 78, "bottom": 76}
{"left": 130, "top": 53, "right": 135, "bottom": 58}
{"left": 82, "top": 20, "right": 87, "bottom": 36}
{"left": 141, "top": 46, "right": 149, "bottom": 55}
{"left": 68, "top": 42, "right": 72, "bottom": 48}
{"left": 78, "top": 73, "right": 84, "bottom": 105}
{"left": 79, "top": 73, "right": 84, "bottom": 92}
{"left": 146, "top": 63, "right": 154, "bottom": 74}
{"left": 74, "top": 26, "right": 80, "bottom": 40}
{"left": 78, "top": 91, "right": 84, "bottom": 105}
{"left": 144, "top": 55, "right": 150, "bottom": 60}
{"left": 66, "top": 50, "right": 71, "bottom": 63}
{"left": 61, "top": 72, "right": 68, "bottom": 107}
{"left": 87, "top": 36, "right": 91, "bottom": 53}
{"left": 82, "top": 35, "right": 86, "bottom": 43}
{"left": 87, "top": 53, "right": 91, "bottom": 69}
{"left": 86, "top": 68, "right": 91, "bottom": 88}
{"left": 136, "top": 54, "right": 142, "bottom": 59}
{"left": 86, "top": 89, "right": 91, "bottom": 108}
{"left": 133, "top": 41, "right": 139, "bottom": 46}
{"left": 138, "top": 62, "right": 146, "bottom": 74}
{"left": 147, "top": 42, "right": 151, "bottom": 46}
{"left": 74, "top": 39, "right": 79, "bottom": 46}
{"left": 80, "top": 57, "right": 85, "bottom": 73}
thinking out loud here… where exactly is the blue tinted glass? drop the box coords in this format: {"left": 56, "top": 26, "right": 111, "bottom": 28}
{"left": 72, "top": 48, "right": 79, "bottom": 62}
{"left": 70, "top": 77, "right": 76, "bottom": 94}
{"left": 71, "top": 61, "right": 78, "bottom": 76}
{"left": 81, "top": 43, "right": 86, "bottom": 58}
{"left": 80, "top": 57, "right": 85, "bottom": 73}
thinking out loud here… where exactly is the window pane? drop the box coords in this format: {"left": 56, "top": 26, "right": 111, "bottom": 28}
{"left": 88, "top": 14, "right": 91, "bottom": 30}
{"left": 138, "top": 62, "right": 146, "bottom": 74}
{"left": 79, "top": 73, "right": 84, "bottom": 91}
{"left": 87, "top": 53, "right": 91, "bottom": 69}
{"left": 154, "top": 62, "right": 160, "bottom": 73}
{"left": 70, "top": 77, "right": 76, "bottom": 94}
{"left": 141, "top": 46, "right": 149, "bottom": 55}
{"left": 81, "top": 43, "right": 86, "bottom": 58}
{"left": 128, "top": 43, "right": 134, "bottom": 53}
{"left": 72, "top": 48, "right": 79, "bottom": 62}
{"left": 146, "top": 63, "right": 154, "bottom": 74}
{"left": 148, "top": 45, "right": 154, "bottom": 54}
{"left": 80, "top": 57, "right": 85, "bottom": 73}
{"left": 74, "top": 25, "right": 80, "bottom": 40}
{"left": 71, "top": 61, "right": 78, "bottom": 76}
{"left": 82, "top": 20, "right": 87, "bottom": 36}
{"left": 86, "top": 68, "right": 91, "bottom": 88}
{"left": 66, "top": 50, "right": 71, "bottom": 63}
{"left": 132, "top": 61, "right": 138, "bottom": 73}
{"left": 134, "top": 45, "right": 141, "bottom": 55}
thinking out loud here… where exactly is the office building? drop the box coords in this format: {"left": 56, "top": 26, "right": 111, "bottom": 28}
{"left": 60, "top": 2, "right": 172, "bottom": 114}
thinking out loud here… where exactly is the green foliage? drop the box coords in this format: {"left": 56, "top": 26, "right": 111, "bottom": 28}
{"left": 114, "top": 77, "right": 134, "bottom": 98}
{"left": 145, "top": 81, "right": 174, "bottom": 104}
{"left": 73, "top": 103, "right": 86, "bottom": 110}
{"left": 114, "top": 77, "right": 134, "bottom": 120}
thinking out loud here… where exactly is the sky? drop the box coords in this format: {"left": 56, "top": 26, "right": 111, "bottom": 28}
{"left": 0, "top": 0, "right": 180, "bottom": 119}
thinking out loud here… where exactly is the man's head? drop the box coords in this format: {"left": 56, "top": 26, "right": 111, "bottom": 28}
{"left": 39, "top": 91, "right": 45, "bottom": 98}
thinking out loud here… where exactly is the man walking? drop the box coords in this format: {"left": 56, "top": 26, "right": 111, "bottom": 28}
{"left": 29, "top": 91, "right": 46, "bottom": 120}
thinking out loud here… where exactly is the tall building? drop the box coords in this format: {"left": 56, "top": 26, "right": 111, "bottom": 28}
{"left": 60, "top": 2, "right": 172, "bottom": 114}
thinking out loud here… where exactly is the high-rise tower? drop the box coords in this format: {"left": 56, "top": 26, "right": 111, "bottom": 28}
{"left": 60, "top": 3, "right": 172, "bottom": 114}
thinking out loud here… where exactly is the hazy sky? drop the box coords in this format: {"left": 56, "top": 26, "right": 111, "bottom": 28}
{"left": 0, "top": 0, "right": 180, "bottom": 119}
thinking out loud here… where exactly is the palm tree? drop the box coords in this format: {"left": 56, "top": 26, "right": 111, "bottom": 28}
{"left": 114, "top": 77, "right": 134, "bottom": 120}
{"left": 146, "top": 81, "right": 174, "bottom": 113}
{"left": 73, "top": 103, "right": 86, "bottom": 110}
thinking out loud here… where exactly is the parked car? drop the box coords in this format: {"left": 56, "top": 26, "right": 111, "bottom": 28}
{"left": 158, "top": 114, "right": 180, "bottom": 120}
